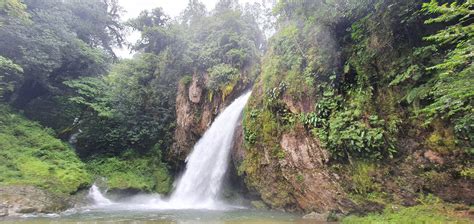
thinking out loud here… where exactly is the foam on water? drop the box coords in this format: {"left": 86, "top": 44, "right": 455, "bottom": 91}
{"left": 88, "top": 184, "right": 113, "bottom": 206}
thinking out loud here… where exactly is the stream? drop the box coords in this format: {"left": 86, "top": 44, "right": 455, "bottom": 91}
{"left": 1, "top": 206, "right": 301, "bottom": 223}
{"left": 2, "top": 182, "right": 302, "bottom": 223}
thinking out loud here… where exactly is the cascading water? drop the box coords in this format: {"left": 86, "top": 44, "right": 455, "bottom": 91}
{"left": 87, "top": 92, "right": 252, "bottom": 210}
{"left": 88, "top": 184, "right": 113, "bottom": 206}
{"left": 168, "top": 91, "right": 252, "bottom": 209}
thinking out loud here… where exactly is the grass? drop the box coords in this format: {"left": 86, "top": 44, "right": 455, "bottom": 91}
{"left": 351, "top": 162, "right": 381, "bottom": 197}
{"left": 343, "top": 196, "right": 473, "bottom": 224}
{"left": 0, "top": 105, "right": 91, "bottom": 194}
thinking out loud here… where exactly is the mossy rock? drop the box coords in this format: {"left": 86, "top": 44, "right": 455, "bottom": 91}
{"left": 250, "top": 200, "right": 268, "bottom": 210}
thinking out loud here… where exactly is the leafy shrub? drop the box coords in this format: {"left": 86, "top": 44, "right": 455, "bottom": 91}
{"left": 389, "top": 0, "right": 474, "bottom": 147}
{"left": 180, "top": 75, "right": 193, "bottom": 86}
{"left": 86, "top": 149, "right": 171, "bottom": 193}
{"left": 88, "top": 158, "right": 171, "bottom": 193}
{"left": 460, "top": 167, "right": 474, "bottom": 180}
{"left": 301, "top": 90, "right": 395, "bottom": 160}
{"left": 66, "top": 54, "right": 177, "bottom": 157}
{"left": 206, "top": 63, "right": 239, "bottom": 91}
{"left": 0, "top": 56, "right": 23, "bottom": 98}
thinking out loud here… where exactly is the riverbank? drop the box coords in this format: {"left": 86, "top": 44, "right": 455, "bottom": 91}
{"left": 1, "top": 202, "right": 472, "bottom": 223}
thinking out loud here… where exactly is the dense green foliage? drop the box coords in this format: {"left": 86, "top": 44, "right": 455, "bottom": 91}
{"left": 0, "top": 56, "right": 23, "bottom": 97}
{"left": 65, "top": 54, "right": 177, "bottom": 157}
{"left": 243, "top": 0, "right": 473, "bottom": 163}
{"left": 243, "top": 0, "right": 400, "bottom": 162}
{"left": 401, "top": 0, "right": 473, "bottom": 147}
{"left": 207, "top": 64, "right": 239, "bottom": 91}
{"left": 86, "top": 153, "right": 171, "bottom": 193}
{"left": 0, "top": 0, "right": 29, "bottom": 26}
{"left": 65, "top": 0, "right": 263, "bottom": 161}
{"left": 0, "top": 105, "right": 90, "bottom": 194}
{"left": 0, "top": 0, "right": 122, "bottom": 107}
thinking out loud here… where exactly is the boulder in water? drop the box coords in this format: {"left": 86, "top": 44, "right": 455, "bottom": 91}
{"left": 0, "top": 203, "right": 8, "bottom": 217}
{"left": 0, "top": 186, "right": 70, "bottom": 216}
{"left": 250, "top": 200, "right": 268, "bottom": 210}
{"left": 302, "top": 211, "right": 330, "bottom": 221}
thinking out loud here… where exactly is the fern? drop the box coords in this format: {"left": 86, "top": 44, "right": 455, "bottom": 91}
{"left": 420, "top": 0, "right": 474, "bottom": 145}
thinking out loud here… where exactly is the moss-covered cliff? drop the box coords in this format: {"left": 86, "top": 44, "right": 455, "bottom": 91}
{"left": 236, "top": 0, "right": 473, "bottom": 214}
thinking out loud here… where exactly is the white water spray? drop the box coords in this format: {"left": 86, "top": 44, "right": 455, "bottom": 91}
{"left": 88, "top": 184, "right": 113, "bottom": 206}
{"left": 87, "top": 92, "right": 252, "bottom": 210}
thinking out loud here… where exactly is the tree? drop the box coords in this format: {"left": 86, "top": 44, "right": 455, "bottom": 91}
{"left": 0, "top": 0, "right": 29, "bottom": 26}
{"left": 189, "top": 7, "right": 263, "bottom": 71}
{"left": 243, "top": 0, "right": 276, "bottom": 40}
{"left": 65, "top": 0, "right": 125, "bottom": 58}
{"left": 0, "top": 56, "right": 23, "bottom": 99}
{"left": 128, "top": 8, "right": 172, "bottom": 53}
{"left": 65, "top": 54, "right": 179, "bottom": 157}
{"left": 0, "top": 0, "right": 28, "bottom": 99}
{"left": 214, "top": 0, "right": 240, "bottom": 14}
{"left": 180, "top": 0, "right": 207, "bottom": 26}
{"left": 0, "top": 0, "right": 122, "bottom": 106}
{"left": 419, "top": 0, "right": 473, "bottom": 145}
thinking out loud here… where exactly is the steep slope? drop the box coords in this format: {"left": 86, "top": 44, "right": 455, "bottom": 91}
{"left": 171, "top": 71, "right": 254, "bottom": 168}
{"left": 0, "top": 105, "right": 91, "bottom": 215}
{"left": 237, "top": 0, "right": 473, "bottom": 214}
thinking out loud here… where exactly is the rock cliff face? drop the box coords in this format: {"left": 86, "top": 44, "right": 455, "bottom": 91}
{"left": 170, "top": 72, "right": 252, "bottom": 169}
{"left": 235, "top": 87, "right": 356, "bottom": 213}
{"left": 238, "top": 85, "right": 473, "bottom": 214}
{"left": 278, "top": 129, "right": 350, "bottom": 212}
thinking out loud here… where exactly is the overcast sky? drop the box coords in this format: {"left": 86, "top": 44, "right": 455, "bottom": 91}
{"left": 115, "top": 0, "right": 262, "bottom": 58}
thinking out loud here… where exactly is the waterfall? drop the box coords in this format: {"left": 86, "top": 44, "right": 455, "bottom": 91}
{"left": 169, "top": 91, "right": 251, "bottom": 209}
{"left": 86, "top": 92, "right": 251, "bottom": 210}
{"left": 88, "top": 184, "right": 113, "bottom": 206}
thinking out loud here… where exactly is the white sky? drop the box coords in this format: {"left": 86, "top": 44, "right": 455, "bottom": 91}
{"left": 115, "top": 0, "right": 262, "bottom": 58}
